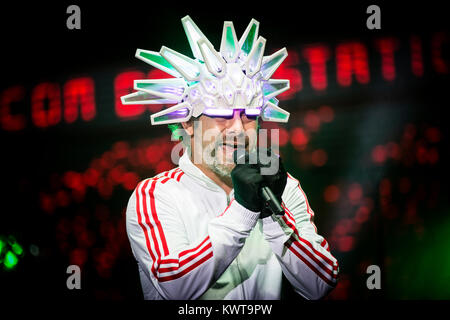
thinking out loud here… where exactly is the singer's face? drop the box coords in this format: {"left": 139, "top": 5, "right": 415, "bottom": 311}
{"left": 192, "top": 109, "right": 258, "bottom": 178}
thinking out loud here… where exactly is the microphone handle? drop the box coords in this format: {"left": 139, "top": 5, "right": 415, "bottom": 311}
{"left": 261, "top": 186, "right": 285, "bottom": 215}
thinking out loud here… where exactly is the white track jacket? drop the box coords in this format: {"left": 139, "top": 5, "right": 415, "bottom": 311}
{"left": 126, "top": 152, "right": 339, "bottom": 300}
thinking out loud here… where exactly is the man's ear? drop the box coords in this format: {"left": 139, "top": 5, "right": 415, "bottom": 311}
{"left": 181, "top": 120, "right": 194, "bottom": 137}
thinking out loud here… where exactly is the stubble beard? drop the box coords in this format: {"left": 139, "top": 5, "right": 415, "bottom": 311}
{"left": 204, "top": 141, "right": 236, "bottom": 181}
{"left": 204, "top": 137, "right": 256, "bottom": 184}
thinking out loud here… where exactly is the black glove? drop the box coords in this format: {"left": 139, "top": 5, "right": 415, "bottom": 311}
{"left": 231, "top": 149, "right": 288, "bottom": 216}
{"left": 256, "top": 148, "right": 288, "bottom": 218}
{"left": 259, "top": 149, "right": 288, "bottom": 202}
{"left": 231, "top": 152, "right": 265, "bottom": 212}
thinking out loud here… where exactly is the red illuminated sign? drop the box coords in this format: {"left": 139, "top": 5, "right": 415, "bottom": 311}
{"left": 0, "top": 33, "right": 448, "bottom": 132}
{"left": 64, "top": 77, "right": 96, "bottom": 123}
{"left": 0, "top": 86, "right": 26, "bottom": 131}
{"left": 336, "top": 42, "right": 370, "bottom": 86}
{"left": 31, "top": 82, "right": 62, "bottom": 128}
{"left": 1, "top": 77, "right": 97, "bottom": 131}
{"left": 114, "top": 71, "right": 146, "bottom": 119}
{"left": 432, "top": 32, "right": 449, "bottom": 73}
{"left": 302, "top": 45, "right": 330, "bottom": 91}
{"left": 374, "top": 37, "right": 399, "bottom": 81}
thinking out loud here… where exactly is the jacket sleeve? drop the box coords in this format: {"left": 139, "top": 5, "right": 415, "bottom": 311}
{"left": 261, "top": 172, "right": 339, "bottom": 300}
{"left": 126, "top": 177, "right": 259, "bottom": 300}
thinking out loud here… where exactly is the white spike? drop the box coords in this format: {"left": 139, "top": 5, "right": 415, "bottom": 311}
{"left": 262, "top": 79, "right": 290, "bottom": 99}
{"left": 261, "top": 102, "right": 290, "bottom": 122}
{"left": 244, "top": 36, "right": 266, "bottom": 77}
{"left": 160, "top": 46, "right": 201, "bottom": 81}
{"left": 134, "top": 78, "right": 187, "bottom": 101}
{"left": 238, "top": 18, "right": 259, "bottom": 60}
{"left": 121, "top": 91, "right": 178, "bottom": 105}
{"left": 135, "top": 49, "right": 182, "bottom": 78}
{"left": 220, "top": 21, "right": 240, "bottom": 63}
{"left": 181, "top": 15, "right": 214, "bottom": 61}
{"left": 261, "top": 48, "right": 288, "bottom": 80}
{"left": 150, "top": 102, "right": 193, "bottom": 125}
{"left": 198, "top": 39, "right": 227, "bottom": 77}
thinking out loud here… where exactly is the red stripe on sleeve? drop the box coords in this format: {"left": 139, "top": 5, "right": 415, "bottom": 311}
{"left": 158, "top": 241, "right": 212, "bottom": 273}
{"left": 141, "top": 179, "right": 165, "bottom": 264}
{"left": 176, "top": 171, "right": 184, "bottom": 182}
{"left": 161, "top": 177, "right": 170, "bottom": 184}
{"left": 287, "top": 173, "right": 317, "bottom": 232}
{"left": 281, "top": 202, "right": 338, "bottom": 276}
{"left": 170, "top": 168, "right": 181, "bottom": 178}
{"left": 282, "top": 215, "right": 337, "bottom": 275}
{"left": 179, "top": 236, "right": 210, "bottom": 258}
{"left": 135, "top": 179, "right": 158, "bottom": 277}
{"left": 146, "top": 180, "right": 170, "bottom": 257}
{"left": 138, "top": 178, "right": 213, "bottom": 282}
{"left": 158, "top": 252, "right": 214, "bottom": 282}
{"left": 291, "top": 240, "right": 337, "bottom": 278}
{"left": 287, "top": 245, "right": 336, "bottom": 287}
{"left": 160, "top": 236, "right": 210, "bottom": 265}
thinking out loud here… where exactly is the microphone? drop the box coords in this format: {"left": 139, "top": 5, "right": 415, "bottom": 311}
{"left": 234, "top": 149, "right": 285, "bottom": 216}
{"left": 261, "top": 185, "right": 285, "bottom": 215}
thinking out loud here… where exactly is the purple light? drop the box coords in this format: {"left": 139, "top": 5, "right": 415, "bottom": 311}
{"left": 203, "top": 108, "right": 261, "bottom": 117}
{"left": 168, "top": 109, "right": 188, "bottom": 115}
{"left": 161, "top": 86, "right": 184, "bottom": 96}
{"left": 190, "top": 89, "right": 200, "bottom": 99}
{"left": 203, "top": 108, "right": 234, "bottom": 116}
{"left": 245, "top": 108, "right": 261, "bottom": 116}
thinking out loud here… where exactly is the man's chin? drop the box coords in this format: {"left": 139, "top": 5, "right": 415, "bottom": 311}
{"left": 202, "top": 144, "right": 244, "bottom": 178}
{"left": 209, "top": 162, "right": 235, "bottom": 178}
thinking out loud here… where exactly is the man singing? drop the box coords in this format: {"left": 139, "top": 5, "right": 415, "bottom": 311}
{"left": 123, "top": 16, "right": 339, "bottom": 300}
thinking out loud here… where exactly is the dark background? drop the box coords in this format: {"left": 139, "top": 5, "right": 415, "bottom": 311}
{"left": 0, "top": 1, "right": 449, "bottom": 300}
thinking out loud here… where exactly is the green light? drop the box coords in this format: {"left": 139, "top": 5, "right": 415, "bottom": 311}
{"left": 4, "top": 251, "right": 18, "bottom": 270}
{"left": 0, "top": 239, "right": 5, "bottom": 255}
{"left": 226, "top": 26, "right": 235, "bottom": 51}
{"left": 139, "top": 51, "right": 175, "bottom": 72}
{"left": 168, "top": 123, "right": 183, "bottom": 140}
{"left": 241, "top": 23, "right": 258, "bottom": 55}
{"left": 12, "top": 242, "right": 23, "bottom": 256}
{"left": 263, "top": 104, "right": 289, "bottom": 121}
{"left": 386, "top": 213, "right": 450, "bottom": 298}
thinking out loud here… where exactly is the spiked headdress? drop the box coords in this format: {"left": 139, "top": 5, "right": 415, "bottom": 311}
{"left": 121, "top": 16, "right": 290, "bottom": 125}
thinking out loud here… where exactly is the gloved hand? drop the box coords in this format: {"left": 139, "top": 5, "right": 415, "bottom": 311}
{"left": 231, "top": 151, "right": 265, "bottom": 212}
{"left": 258, "top": 149, "right": 288, "bottom": 218}
{"left": 258, "top": 148, "right": 288, "bottom": 202}
{"left": 231, "top": 148, "right": 288, "bottom": 216}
